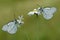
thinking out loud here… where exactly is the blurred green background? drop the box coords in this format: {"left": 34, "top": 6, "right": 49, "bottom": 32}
{"left": 0, "top": 0, "right": 60, "bottom": 40}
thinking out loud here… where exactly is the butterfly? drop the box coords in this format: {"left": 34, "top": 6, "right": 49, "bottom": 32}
{"left": 2, "top": 16, "right": 24, "bottom": 34}
{"left": 38, "top": 7, "right": 57, "bottom": 20}
{"left": 28, "top": 7, "right": 57, "bottom": 20}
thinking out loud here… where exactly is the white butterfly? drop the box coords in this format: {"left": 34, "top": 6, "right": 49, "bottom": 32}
{"left": 2, "top": 16, "right": 24, "bottom": 34}
{"left": 28, "top": 7, "right": 56, "bottom": 20}
{"left": 38, "top": 7, "right": 57, "bottom": 20}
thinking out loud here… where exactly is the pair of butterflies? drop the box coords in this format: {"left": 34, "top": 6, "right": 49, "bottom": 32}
{"left": 28, "top": 7, "right": 57, "bottom": 20}
{"left": 2, "top": 7, "right": 57, "bottom": 34}
{"left": 2, "top": 16, "right": 24, "bottom": 34}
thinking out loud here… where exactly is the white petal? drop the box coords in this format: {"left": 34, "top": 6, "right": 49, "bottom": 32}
{"left": 18, "top": 16, "right": 24, "bottom": 20}
{"left": 17, "top": 20, "right": 24, "bottom": 24}
{"left": 28, "top": 11, "right": 34, "bottom": 16}
{"left": 17, "top": 20, "right": 21, "bottom": 24}
{"left": 37, "top": 10, "right": 41, "bottom": 15}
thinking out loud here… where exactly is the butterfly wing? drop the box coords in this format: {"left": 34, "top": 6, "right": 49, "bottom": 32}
{"left": 7, "top": 25, "right": 17, "bottom": 34}
{"left": 7, "top": 21, "right": 17, "bottom": 34}
{"left": 50, "top": 7, "right": 56, "bottom": 14}
{"left": 2, "top": 24, "right": 8, "bottom": 31}
{"left": 42, "top": 13, "right": 53, "bottom": 20}
{"left": 42, "top": 7, "right": 56, "bottom": 20}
